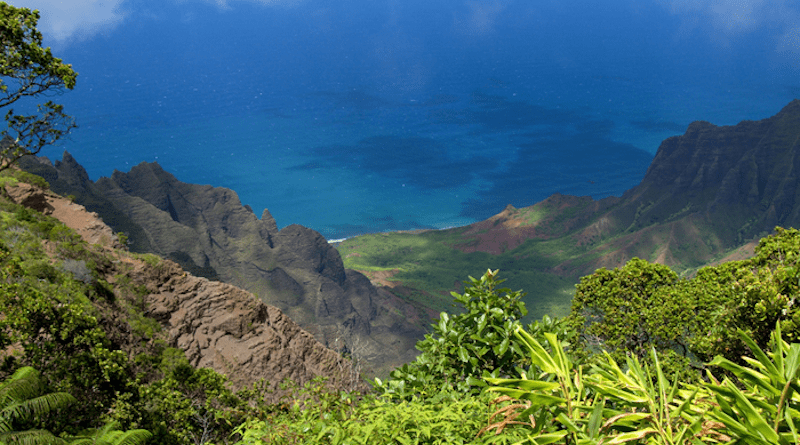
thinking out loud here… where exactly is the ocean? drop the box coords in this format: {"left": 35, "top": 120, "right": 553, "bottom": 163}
{"left": 19, "top": 0, "right": 799, "bottom": 239}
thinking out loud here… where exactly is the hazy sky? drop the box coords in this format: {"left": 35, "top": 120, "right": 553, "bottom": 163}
{"left": 6, "top": 0, "right": 800, "bottom": 66}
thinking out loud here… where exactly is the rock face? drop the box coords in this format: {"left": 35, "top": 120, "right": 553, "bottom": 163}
{"left": 602, "top": 99, "right": 800, "bottom": 242}
{"left": 408, "top": 100, "right": 800, "bottom": 282}
{"left": 3, "top": 175, "right": 358, "bottom": 399}
{"left": 20, "top": 156, "right": 425, "bottom": 374}
{"left": 561, "top": 99, "right": 800, "bottom": 273}
{"left": 129, "top": 259, "right": 360, "bottom": 395}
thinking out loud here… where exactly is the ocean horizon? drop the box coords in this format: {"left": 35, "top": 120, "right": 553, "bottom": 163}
{"left": 12, "top": 0, "right": 800, "bottom": 240}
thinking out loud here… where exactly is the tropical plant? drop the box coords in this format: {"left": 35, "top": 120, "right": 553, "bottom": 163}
{"left": 484, "top": 319, "right": 800, "bottom": 445}
{"left": 378, "top": 270, "right": 529, "bottom": 398}
{"left": 0, "top": 366, "right": 74, "bottom": 445}
{"left": 63, "top": 421, "right": 152, "bottom": 445}
{"left": 585, "top": 349, "right": 705, "bottom": 444}
{"left": 484, "top": 328, "right": 599, "bottom": 445}
{"left": 699, "top": 324, "right": 800, "bottom": 444}
{"left": 484, "top": 323, "right": 716, "bottom": 445}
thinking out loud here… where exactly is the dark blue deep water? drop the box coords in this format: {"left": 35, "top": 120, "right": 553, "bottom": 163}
{"left": 15, "top": 0, "right": 800, "bottom": 239}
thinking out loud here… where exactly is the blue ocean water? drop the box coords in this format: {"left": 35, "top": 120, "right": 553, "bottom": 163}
{"left": 26, "top": 0, "right": 800, "bottom": 239}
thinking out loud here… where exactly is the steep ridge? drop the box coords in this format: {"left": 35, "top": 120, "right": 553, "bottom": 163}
{"left": 126, "top": 258, "right": 361, "bottom": 395}
{"left": 613, "top": 99, "right": 800, "bottom": 237}
{"left": 19, "top": 156, "right": 425, "bottom": 375}
{"left": 2, "top": 177, "right": 358, "bottom": 400}
{"left": 561, "top": 99, "right": 800, "bottom": 274}
{"left": 462, "top": 99, "right": 800, "bottom": 275}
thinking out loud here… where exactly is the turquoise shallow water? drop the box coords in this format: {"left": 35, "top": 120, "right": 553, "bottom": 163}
{"left": 37, "top": 0, "right": 799, "bottom": 239}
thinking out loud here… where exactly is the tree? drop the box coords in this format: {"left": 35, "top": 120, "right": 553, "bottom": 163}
{"left": 0, "top": 3, "right": 77, "bottom": 172}
{"left": 567, "top": 228, "right": 800, "bottom": 379}
{"left": 565, "top": 257, "right": 707, "bottom": 380}
{"left": 0, "top": 366, "right": 74, "bottom": 445}
{"left": 569, "top": 258, "right": 681, "bottom": 360}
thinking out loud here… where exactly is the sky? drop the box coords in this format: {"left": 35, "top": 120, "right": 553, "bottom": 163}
{"left": 9, "top": 0, "right": 799, "bottom": 55}
{"left": 5, "top": 0, "right": 800, "bottom": 239}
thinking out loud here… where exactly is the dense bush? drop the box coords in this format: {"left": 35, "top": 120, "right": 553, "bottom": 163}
{"left": 234, "top": 380, "right": 529, "bottom": 445}
{"left": 377, "top": 270, "right": 529, "bottom": 398}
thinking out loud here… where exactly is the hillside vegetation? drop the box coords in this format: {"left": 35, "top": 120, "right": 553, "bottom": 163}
{"left": 4, "top": 167, "right": 800, "bottom": 444}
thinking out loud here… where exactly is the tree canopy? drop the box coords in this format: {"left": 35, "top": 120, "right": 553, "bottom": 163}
{"left": 0, "top": 2, "right": 76, "bottom": 171}
{"left": 568, "top": 227, "right": 800, "bottom": 380}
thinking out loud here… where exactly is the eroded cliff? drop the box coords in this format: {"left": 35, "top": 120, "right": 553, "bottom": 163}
{"left": 3, "top": 177, "right": 362, "bottom": 399}
{"left": 20, "top": 155, "right": 425, "bottom": 374}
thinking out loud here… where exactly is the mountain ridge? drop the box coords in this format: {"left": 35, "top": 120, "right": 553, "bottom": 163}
{"left": 20, "top": 154, "right": 428, "bottom": 375}
{"left": 1, "top": 175, "right": 360, "bottom": 401}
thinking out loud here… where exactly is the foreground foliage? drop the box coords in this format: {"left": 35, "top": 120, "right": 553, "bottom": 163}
{"left": 234, "top": 379, "right": 529, "bottom": 445}
{"left": 378, "top": 270, "right": 529, "bottom": 398}
{"left": 485, "top": 322, "right": 800, "bottom": 444}
{"left": 233, "top": 257, "right": 800, "bottom": 445}
{"left": 0, "top": 367, "right": 73, "bottom": 445}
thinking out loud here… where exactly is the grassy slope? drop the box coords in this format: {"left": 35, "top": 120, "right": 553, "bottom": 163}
{"left": 336, "top": 194, "right": 761, "bottom": 322}
{"left": 338, "top": 229, "right": 578, "bottom": 318}
{"left": 336, "top": 198, "right": 610, "bottom": 320}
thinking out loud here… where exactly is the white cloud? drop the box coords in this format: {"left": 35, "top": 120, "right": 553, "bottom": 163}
{"left": 454, "top": 0, "right": 509, "bottom": 36}
{"left": 662, "top": 0, "right": 797, "bottom": 36}
{"left": 6, "top": 0, "right": 128, "bottom": 42}
{"left": 6, "top": 0, "right": 302, "bottom": 43}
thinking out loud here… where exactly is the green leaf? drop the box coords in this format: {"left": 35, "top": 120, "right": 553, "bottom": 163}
{"left": 709, "top": 381, "right": 780, "bottom": 443}
{"left": 494, "top": 337, "right": 510, "bottom": 356}
{"left": 589, "top": 384, "right": 648, "bottom": 404}
{"left": 737, "top": 329, "right": 781, "bottom": 381}
{"left": 515, "top": 328, "right": 559, "bottom": 375}
{"left": 604, "top": 428, "right": 658, "bottom": 444}
{"left": 586, "top": 398, "right": 605, "bottom": 438}
{"left": 709, "top": 356, "right": 776, "bottom": 395}
{"left": 457, "top": 346, "right": 469, "bottom": 363}
{"left": 529, "top": 431, "right": 568, "bottom": 445}
{"left": 486, "top": 387, "right": 566, "bottom": 406}
{"left": 484, "top": 378, "right": 560, "bottom": 392}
